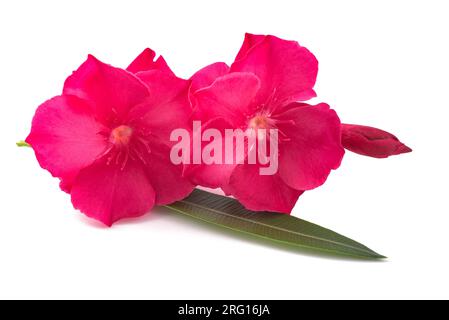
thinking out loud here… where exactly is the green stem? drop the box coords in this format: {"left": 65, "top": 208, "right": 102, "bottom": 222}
{"left": 16, "top": 140, "right": 31, "bottom": 148}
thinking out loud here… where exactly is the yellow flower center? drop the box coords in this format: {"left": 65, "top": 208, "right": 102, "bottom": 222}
{"left": 249, "top": 115, "right": 268, "bottom": 130}
{"left": 110, "top": 125, "right": 133, "bottom": 147}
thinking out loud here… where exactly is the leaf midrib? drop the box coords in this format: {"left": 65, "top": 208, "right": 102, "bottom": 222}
{"left": 176, "top": 198, "right": 374, "bottom": 256}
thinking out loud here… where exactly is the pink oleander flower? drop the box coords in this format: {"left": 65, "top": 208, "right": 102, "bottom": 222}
{"left": 341, "top": 124, "right": 412, "bottom": 158}
{"left": 26, "top": 54, "right": 194, "bottom": 226}
{"left": 185, "top": 34, "right": 345, "bottom": 213}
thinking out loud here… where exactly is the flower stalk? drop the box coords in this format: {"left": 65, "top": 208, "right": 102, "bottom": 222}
{"left": 16, "top": 140, "right": 31, "bottom": 148}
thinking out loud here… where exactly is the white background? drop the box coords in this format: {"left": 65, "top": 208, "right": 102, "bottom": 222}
{"left": 1, "top": 0, "right": 448, "bottom": 299}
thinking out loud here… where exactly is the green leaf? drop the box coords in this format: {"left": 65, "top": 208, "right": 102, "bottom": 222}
{"left": 166, "top": 189, "right": 385, "bottom": 259}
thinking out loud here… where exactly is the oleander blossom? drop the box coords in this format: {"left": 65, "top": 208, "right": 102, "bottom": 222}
{"left": 26, "top": 53, "right": 194, "bottom": 226}
{"left": 341, "top": 124, "right": 412, "bottom": 158}
{"left": 185, "top": 34, "right": 345, "bottom": 213}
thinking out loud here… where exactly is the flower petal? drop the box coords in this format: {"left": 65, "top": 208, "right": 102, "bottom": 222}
{"left": 227, "top": 163, "right": 304, "bottom": 213}
{"left": 26, "top": 95, "right": 108, "bottom": 189}
{"left": 129, "top": 70, "right": 192, "bottom": 146}
{"left": 234, "top": 33, "right": 266, "bottom": 62}
{"left": 230, "top": 34, "right": 318, "bottom": 108}
{"left": 341, "top": 124, "right": 412, "bottom": 158}
{"left": 63, "top": 55, "right": 150, "bottom": 124}
{"left": 274, "top": 103, "right": 344, "bottom": 191}
{"left": 126, "top": 48, "right": 174, "bottom": 75}
{"left": 190, "top": 62, "right": 230, "bottom": 93}
{"left": 71, "top": 160, "right": 155, "bottom": 226}
{"left": 143, "top": 138, "right": 194, "bottom": 205}
{"left": 193, "top": 72, "right": 260, "bottom": 127}
{"left": 183, "top": 117, "right": 242, "bottom": 189}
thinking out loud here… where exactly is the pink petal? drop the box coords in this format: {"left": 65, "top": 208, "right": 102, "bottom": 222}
{"left": 143, "top": 138, "right": 194, "bottom": 205}
{"left": 234, "top": 33, "right": 266, "bottom": 62}
{"left": 193, "top": 72, "right": 261, "bottom": 127}
{"left": 63, "top": 55, "right": 150, "bottom": 124}
{"left": 274, "top": 103, "right": 345, "bottom": 191}
{"left": 129, "top": 70, "right": 192, "bottom": 146}
{"left": 126, "top": 48, "right": 174, "bottom": 75}
{"left": 230, "top": 35, "right": 318, "bottom": 108}
{"left": 135, "top": 70, "right": 191, "bottom": 108}
{"left": 189, "top": 62, "right": 230, "bottom": 93}
{"left": 341, "top": 124, "right": 412, "bottom": 158}
{"left": 183, "top": 118, "right": 241, "bottom": 189}
{"left": 227, "top": 163, "right": 304, "bottom": 213}
{"left": 71, "top": 160, "right": 155, "bottom": 226}
{"left": 26, "top": 95, "right": 108, "bottom": 190}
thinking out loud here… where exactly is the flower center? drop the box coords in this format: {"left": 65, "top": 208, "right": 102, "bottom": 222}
{"left": 110, "top": 125, "right": 133, "bottom": 147}
{"left": 247, "top": 113, "right": 292, "bottom": 143}
{"left": 249, "top": 115, "right": 269, "bottom": 130}
{"left": 100, "top": 125, "right": 152, "bottom": 170}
